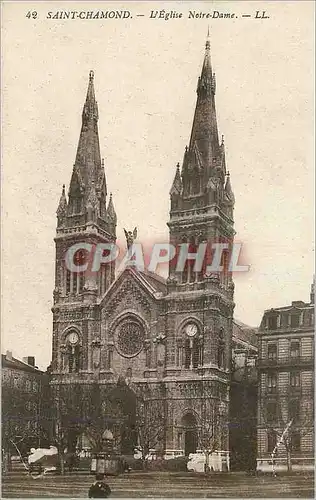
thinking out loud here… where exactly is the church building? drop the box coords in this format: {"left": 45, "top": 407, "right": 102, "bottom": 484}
{"left": 50, "top": 38, "right": 239, "bottom": 463}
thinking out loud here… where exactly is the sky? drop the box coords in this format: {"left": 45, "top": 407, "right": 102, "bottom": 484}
{"left": 1, "top": 1, "right": 314, "bottom": 370}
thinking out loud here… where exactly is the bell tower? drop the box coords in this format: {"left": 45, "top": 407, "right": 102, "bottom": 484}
{"left": 164, "top": 37, "right": 235, "bottom": 456}
{"left": 168, "top": 36, "right": 235, "bottom": 286}
{"left": 51, "top": 71, "right": 117, "bottom": 377}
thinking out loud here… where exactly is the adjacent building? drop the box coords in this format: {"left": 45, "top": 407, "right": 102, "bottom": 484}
{"left": 256, "top": 285, "right": 314, "bottom": 471}
{"left": 2, "top": 352, "right": 50, "bottom": 462}
{"left": 230, "top": 321, "right": 258, "bottom": 471}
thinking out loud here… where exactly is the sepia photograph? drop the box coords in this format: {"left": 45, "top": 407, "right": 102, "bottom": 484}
{"left": 1, "top": 1, "right": 314, "bottom": 497}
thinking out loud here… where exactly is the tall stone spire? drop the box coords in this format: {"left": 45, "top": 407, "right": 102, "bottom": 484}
{"left": 69, "top": 71, "right": 102, "bottom": 200}
{"left": 182, "top": 35, "right": 220, "bottom": 191}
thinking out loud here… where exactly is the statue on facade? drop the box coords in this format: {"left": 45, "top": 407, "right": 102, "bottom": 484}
{"left": 124, "top": 227, "right": 137, "bottom": 250}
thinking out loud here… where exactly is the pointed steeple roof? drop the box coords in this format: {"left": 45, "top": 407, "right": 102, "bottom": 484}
{"left": 56, "top": 184, "right": 67, "bottom": 216}
{"left": 73, "top": 71, "right": 102, "bottom": 191}
{"left": 170, "top": 163, "right": 183, "bottom": 195}
{"left": 107, "top": 193, "right": 117, "bottom": 224}
{"left": 183, "top": 35, "right": 220, "bottom": 180}
{"left": 224, "top": 172, "right": 235, "bottom": 203}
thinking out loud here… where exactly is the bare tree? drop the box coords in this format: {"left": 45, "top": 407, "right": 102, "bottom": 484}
{"left": 260, "top": 396, "right": 313, "bottom": 472}
{"left": 134, "top": 383, "right": 166, "bottom": 468}
{"left": 2, "top": 384, "right": 50, "bottom": 472}
{"left": 198, "top": 398, "right": 225, "bottom": 473}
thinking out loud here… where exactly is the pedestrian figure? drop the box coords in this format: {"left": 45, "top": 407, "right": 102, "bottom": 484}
{"left": 88, "top": 473, "right": 111, "bottom": 498}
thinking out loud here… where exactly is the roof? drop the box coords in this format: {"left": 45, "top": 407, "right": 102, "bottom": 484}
{"left": 100, "top": 266, "right": 167, "bottom": 306}
{"left": 233, "top": 320, "right": 258, "bottom": 349}
{"left": 264, "top": 301, "right": 313, "bottom": 313}
{"left": 138, "top": 269, "right": 167, "bottom": 294}
{"left": 1, "top": 354, "right": 46, "bottom": 375}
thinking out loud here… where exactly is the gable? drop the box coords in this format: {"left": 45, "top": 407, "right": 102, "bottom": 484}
{"left": 99, "top": 267, "right": 164, "bottom": 315}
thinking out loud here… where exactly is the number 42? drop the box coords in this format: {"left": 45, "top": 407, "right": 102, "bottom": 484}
{"left": 26, "top": 11, "right": 37, "bottom": 19}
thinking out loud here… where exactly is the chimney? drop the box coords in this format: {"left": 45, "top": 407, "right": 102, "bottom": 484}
{"left": 23, "top": 356, "right": 35, "bottom": 367}
{"left": 27, "top": 356, "right": 35, "bottom": 367}
{"left": 310, "top": 282, "right": 314, "bottom": 304}
{"left": 6, "top": 350, "right": 12, "bottom": 360}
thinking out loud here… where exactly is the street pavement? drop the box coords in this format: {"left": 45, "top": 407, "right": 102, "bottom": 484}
{"left": 2, "top": 471, "right": 314, "bottom": 498}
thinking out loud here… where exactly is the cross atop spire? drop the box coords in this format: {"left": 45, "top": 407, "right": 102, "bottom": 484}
{"left": 82, "top": 69, "right": 98, "bottom": 125}
{"left": 206, "top": 26, "right": 210, "bottom": 49}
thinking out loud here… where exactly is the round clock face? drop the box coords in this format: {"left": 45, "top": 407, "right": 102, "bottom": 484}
{"left": 185, "top": 323, "right": 198, "bottom": 337}
{"left": 67, "top": 331, "right": 79, "bottom": 345}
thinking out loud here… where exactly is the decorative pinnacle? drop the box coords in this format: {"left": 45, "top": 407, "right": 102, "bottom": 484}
{"left": 89, "top": 70, "right": 94, "bottom": 82}
{"left": 206, "top": 27, "right": 210, "bottom": 50}
{"left": 221, "top": 135, "right": 225, "bottom": 146}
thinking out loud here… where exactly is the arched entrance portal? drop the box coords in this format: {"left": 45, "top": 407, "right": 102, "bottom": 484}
{"left": 181, "top": 413, "right": 198, "bottom": 456}
{"left": 102, "top": 378, "right": 137, "bottom": 454}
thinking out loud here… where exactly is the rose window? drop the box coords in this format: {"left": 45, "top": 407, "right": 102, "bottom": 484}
{"left": 115, "top": 321, "right": 145, "bottom": 358}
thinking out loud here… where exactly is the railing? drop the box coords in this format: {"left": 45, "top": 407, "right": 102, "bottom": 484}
{"left": 258, "top": 356, "right": 314, "bottom": 368}
{"left": 261, "top": 385, "right": 314, "bottom": 396}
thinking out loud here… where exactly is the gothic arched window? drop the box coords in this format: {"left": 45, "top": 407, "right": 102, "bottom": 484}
{"left": 192, "top": 337, "right": 199, "bottom": 368}
{"left": 184, "top": 339, "right": 191, "bottom": 368}
{"left": 188, "top": 238, "right": 197, "bottom": 283}
{"left": 68, "top": 344, "right": 81, "bottom": 373}
{"left": 183, "top": 325, "right": 201, "bottom": 369}
{"left": 64, "top": 330, "right": 81, "bottom": 373}
{"left": 218, "top": 328, "right": 225, "bottom": 368}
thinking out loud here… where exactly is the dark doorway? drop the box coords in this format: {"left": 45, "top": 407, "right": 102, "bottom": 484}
{"left": 184, "top": 429, "right": 197, "bottom": 455}
{"left": 181, "top": 413, "right": 198, "bottom": 456}
{"left": 105, "top": 378, "right": 137, "bottom": 454}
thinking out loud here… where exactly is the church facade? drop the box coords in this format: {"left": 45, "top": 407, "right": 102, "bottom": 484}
{"left": 50, "top": 39, "right": 237, "bottom": 460}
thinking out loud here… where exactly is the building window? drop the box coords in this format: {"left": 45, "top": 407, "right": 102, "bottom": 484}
{"left": 218, "top": 342, "right": 225, "bottom": 368}
{"left": 66, "top": 270, "right": 71, "bottom": 293}
{"left": 290, "top": 371, "right": 300, "bottom": 387}
{"left": 79, "top": 273, "right": 85, "bottom": 293}
{"left": 177, "top": 432, "right": 182, "bottom": 449}
{"left": 290, "top": 314, "right": 300, "bottom": 328}
{"left": 68, "top": 345, "right": 80, "bottom": 373}
{"left": 145, "top": 347, "right": 151, "bottom": 368}
{"left": 108, "top": 349, "right": 113, "bottom": 369}
{"left": 266, "top": 400, "right": 278, "bottom": 423}
{"left": 281, "top": 314, "right": 289, "bottom": 328}
{"left": 184, "top": 337, "right": 200, "bottom": 369}
{"left": 290, "top": 341, "right": 300, "bottom": 359}
{"left": 267, "top": 344, "right": 277, "bottom": 361}
{"left": 267, "top": 431, "right": 277, "bottom": 453}
{"left": 188, "top": 239, "right": 197, "bottom": 283}
{"left": 291, "top": 431, "right": 300, "bottom": 452}
{"left": 288, "top": 399, "right": 300, "bottom": 423}
{"left": 176, "top": 346, "right": 182, "bottom": 367}
{"left": 268, "top": 316, "right": 278, "bottom": 330}
{"left": 25, "top": 380, "right": 32, "bottom": 392}
{"left": 192, "top": 338, "right": 199, "bottom": 368}
{"left": 267, "top": 372, "right": 277, "bottom": 392}
{"left": 303, "top": 312, "right": 311, "bottom": 326}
